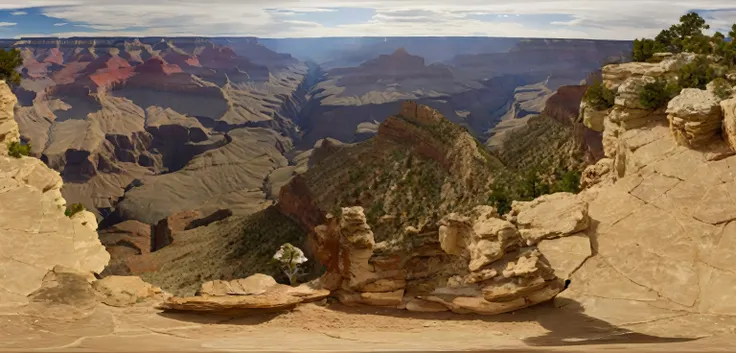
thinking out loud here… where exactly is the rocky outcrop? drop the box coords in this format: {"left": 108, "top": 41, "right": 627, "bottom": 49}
{"left": 0, "top": 82, "right": 19, "bottom": 156}
{"left": 157, "top": 274, "right": 330, "bottom": 314}
{"left": 722, "top": 97, "right": 736, "bottom": 151}
{"left": 507, "top": 193, "right": 590, "bottom": 245}
{"left": 667, "top": 88, "right": 722, "bottom": 147}
{"left": 92, "top": 276, "right": 167, "bottom": 307}
{"left": 310, "top": 202, "right": 590, "bottom": 315}
{"left": 0, "top": 81, "right": 109, "bottom": 308}
{"left": 151, "top": 210, "right": 202, "bottom": 251}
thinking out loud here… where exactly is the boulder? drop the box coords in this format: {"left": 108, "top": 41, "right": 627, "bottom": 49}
{"left": 198, "top": 274, "right": 278, "bottom": 296}
{"left": 667, "top": 88, "right": 723, "bottom": 148}
{"left": 721, "top": 97, "right": 736, "bottom": 152}
{"left": 158, "top": 276, "right": 330, "bottom": 314}
{"left": 405, "top": 298, "right": 450, "bottom": 312}
{"left": 580, "top": 158, "right": 613, "bottom": 189}
{"left": 22, "top": 266, "right": 99, "bottom": 320}
{"left": 509, "top": 193, "right": 590, "bottom": 245}
{"left": 93, "top": 276, "right": 166, "bottom": 307}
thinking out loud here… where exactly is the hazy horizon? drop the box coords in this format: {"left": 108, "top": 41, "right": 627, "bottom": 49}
{"left": 0, "top": 1, "right": 733, "bottom": 40}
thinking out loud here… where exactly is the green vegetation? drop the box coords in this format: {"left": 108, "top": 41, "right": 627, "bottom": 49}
{"left": 678, "top": 56, "right": 716, "bottom": 89}
{"left": 712, "top": 77, "right": 733, "bottom": 100}
{"left": 64, "top": 203, "right": 85, "bottom": 218}
{"left": 486, "top": 168, "right": 582, "bottom": 216}
{"left": 639, "top": 79, "right": 681, "bottom": 110}
{"left": 583, "top": 80, "right": 616, "bottom": 110}
{"left": 271, "top": 243, "right": 307, "bottom": 286}
{"left": 0, "top": 48, "right": 21, "bottom": 85}
{"left": 7, "top": 141, "right": 31, "bottom": 158}
{"left": 631, "top": 12, "right": 736, "bottom": 65}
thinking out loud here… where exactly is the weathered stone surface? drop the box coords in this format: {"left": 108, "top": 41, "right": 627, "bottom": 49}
{"left": 615, "top": 76, "right": 657, "bottom": 110}
{"left": 580, "top": 101, "right": 608, "bottom": 132}
{"left": 667, "top": 88, "right": 722, "bottom": 148}
{"left": 23, "top": 266, "right": 99, "bottom": 320}
{"left": 93, "top": 276, "right": 165, "bottom": 307}
{"left": 581, "top": 158, "right": 613, "bottom": 189}
{"left": 158, "top": 275, "right": 330, "bottom": 314}
{"left": 511, "top": 193, "right": 590, "bottom": 245}
{"left": 0, "top": 81, "right": 19, "bottom": 156}
{"left": 0, "top": 109, "right": 109, "bottom": 306}
{"left": 537, "top": 233, "right": 591, "bottom": 280}
{"left": 198, "top": 274, "right": 278, "bottom": 296}
{"left": 721, "top": 97, "right": 736, "bottom": 152}
{"left": 360, "top": 289, "right": 405, "bottom": 306}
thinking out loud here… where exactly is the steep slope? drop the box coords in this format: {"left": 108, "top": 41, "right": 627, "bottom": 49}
{"left": 281, "top": 101, "right": 505, "bottom": 243}
{"left": 11, "top": 38, "right": 313, "bottom": 224}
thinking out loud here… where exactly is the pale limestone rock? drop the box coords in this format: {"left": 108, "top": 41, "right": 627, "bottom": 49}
{"left": 659, "top": 52, "right": 697, "bottom": 72}
{"left": 199, "top": 274, "right": 278, "bottom": 296}
{"left": 93, "top": 276, "right": 165, "bottom": 307}
{"left": 0, "top": 84, "right": 109, "bottom": 305}
{"left": 537, "top": 233, "right": 591, "bottom": 280}
{"left": 511, "top": 193, "right": 590, "bottom": 245}
{"left": 0, "top": 81, "right": 18, "bottom": 156}
{"left": 721, "top": 97, "right": 736, "bottom": 152}
{"left": 580, "top": 100, "right": 608, "bottom": 132}
{"left": 360, "top": 278, "right": 405, "bottom": 293}
{"left": 438, "top": 213, "right": 471, "bottom": 256}
{"left": 602, "top": 62, "right": 662, "bottom": 91}
{"left": 338, "top": 206, "right": 377, "bottom": 290}
{"left": 615, "top": 76, "right": 657, "bottom": 110}
{"left": 667, "top": 88, "right": 722, "bottom": 147}
{"left": 71, "top": 210, "right": 98, "bottom": 232}
{"left": 580, "top": 158, "right": 613, "bottom": 189}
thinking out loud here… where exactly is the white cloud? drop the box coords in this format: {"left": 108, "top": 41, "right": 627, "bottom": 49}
{"left": 0, "top": 22, "right": 16, "bottom": 27}
{"left": 54, "top": 22, "right": 69, "bottom": 26}
{"left": 1, "top": 0, "right": 734, "bottom": 39}
{"left": 10, "top": 11, "right": 27, "bottom": 15}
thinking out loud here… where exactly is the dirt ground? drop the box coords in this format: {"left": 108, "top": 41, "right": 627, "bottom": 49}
{"left": 2, "top": 301, "right": 735, "bottom": 353}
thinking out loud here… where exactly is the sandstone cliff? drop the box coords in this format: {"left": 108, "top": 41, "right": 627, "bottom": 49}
{"left": 0, "top": 81, "right": 109, "bottom": 308}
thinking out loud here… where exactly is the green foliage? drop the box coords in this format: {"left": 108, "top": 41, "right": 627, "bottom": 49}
{"left": 7, "top": 141, "right": 31, "bottom": 158}
{"left": 551, "top": 170, "right": 582, "bottom": 194}
{"left": 0, "top": 49, "right": 21, "bottom": 85}
{"left": 639, "top": 79, "right": 681, "bottom": 110}
{"left": 583, "top": 80, "right": 615, "bottom": 110}
{"left": 712, "top": 77, "right": 733, "bottom": 100}
{"left": 632, "top": 38, "right": 661, "bottom": 62}
{"left": 678, "top": 56, "right": 717, "bottom": 89}
{"left": 632, "top": 12, "right": 736, "bottom": 66}
{"left": 64, "top": 203, "right": 85, "bottom": 218}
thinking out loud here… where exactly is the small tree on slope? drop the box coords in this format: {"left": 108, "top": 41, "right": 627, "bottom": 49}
{"left": 272, "top": 243, "right": 308, "bottom": 286}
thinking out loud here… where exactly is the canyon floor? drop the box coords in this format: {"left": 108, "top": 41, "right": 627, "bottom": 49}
{"left": 2, "top": 302, "right": 733, "bottom": 353}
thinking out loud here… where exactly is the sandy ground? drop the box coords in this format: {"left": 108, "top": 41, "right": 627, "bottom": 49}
{"left": 2, "top": 301, "right": 735, "bottom": 352}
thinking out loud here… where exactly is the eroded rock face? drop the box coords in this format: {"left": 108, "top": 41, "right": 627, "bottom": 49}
{"left": 93, "top": 276, "right": 166, "bottom": 307}
{"left": 157, "top": 274, "right": 330, "bottom": 314}
{"left": 151, "top": 210, "right": 202, "bottom": 251}
{"left": 721, "top": 97, "right": 736, "bottom": 151}
{"left": 312, "top": 204, "right": 590, "bottom": 315}
{"left": 509, "top": 193, "right": 590, "bottom": 245}
{"left": 0, "top": 82, "right": 109, "bottom": 308}
{"left": 0, "top": 81, "right": 19, "bottom": 156}
{"left": 667, "top": 88, "right": 722, "bottom": 148}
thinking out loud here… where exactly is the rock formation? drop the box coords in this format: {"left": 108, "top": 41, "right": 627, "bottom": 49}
{"left": 0, "top": 81, "right": 109, "bottom": 308}
{"left": 562, "top": 52, "right": 736, "bottom": 334}
{"left": 300, "top": 202, "right": 590, "bottom": 315}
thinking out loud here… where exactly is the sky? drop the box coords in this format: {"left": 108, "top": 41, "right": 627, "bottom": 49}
{"left": 0, "top": 1, "right": 734, "bottom": 40}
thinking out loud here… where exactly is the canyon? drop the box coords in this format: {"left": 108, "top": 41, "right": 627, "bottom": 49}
{"left": 4, "top": 36, "right": 631, "bottom": 229}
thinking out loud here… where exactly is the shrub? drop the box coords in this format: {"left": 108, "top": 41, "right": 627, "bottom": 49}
{"left": 632, "top": 38, "right": 659, "bottom": 62}
{"left": 583, "top": 80, "right": 616, "bottom": 110}
{"left": 678, "top": 56, "right": 716, "bottom": 89}
{"left": 65, "top": 203, "right": 85, "bottom": 218}
{"left": 7, "top": 141, "right": 31, "bottom": 158}
{"left": 639, "top": 79, "right": 681, "bottom": 110}
{"left": 487, "top": 187, "right": 512, "bottom": 216}
{"left": 552, "top": 170, "right": 582, "bottom": 194}
{"left": 271, "top": 243, "right": 307, "bottom": 286}
{"left": 712, "top": 78, "right": 732, "bottom": 100}
{"left": 0, "top": 48, "right": 21, "bottom": 85}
